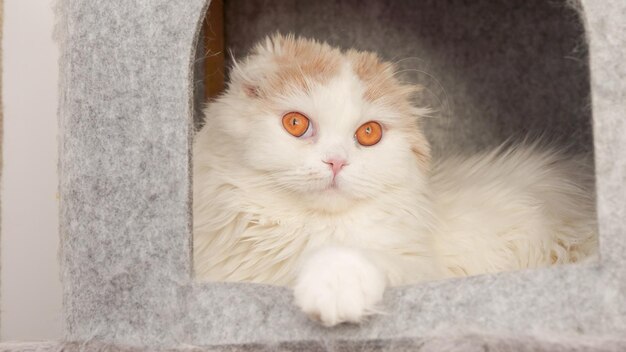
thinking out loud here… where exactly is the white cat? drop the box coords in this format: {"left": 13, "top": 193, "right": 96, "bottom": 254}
{"left": 193, "top": 34, "right": 597, "bottom": 326}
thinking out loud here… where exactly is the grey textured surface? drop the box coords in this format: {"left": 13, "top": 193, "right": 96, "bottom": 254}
{"left": 4, "top": 334, "right": 626, "bottom": 352}
{"left": 56, "top": 0, "right": 205, "bottom": 345}
{"left": 55, "top": 0, "right": 626, "bottom": 350}
{"left": 586, "top": 0, "right": 626, "bottom": 333}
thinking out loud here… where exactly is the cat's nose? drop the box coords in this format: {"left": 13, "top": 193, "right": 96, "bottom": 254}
{"left": 323, "top": 158, "right": 347, "bottom": 177}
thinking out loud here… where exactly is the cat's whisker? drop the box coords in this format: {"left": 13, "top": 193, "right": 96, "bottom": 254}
{"left": 391, "top": 56, "right": 426, "bottom": 67}
{"left": 392, "top": 68, "right": 452, "bottom": 117}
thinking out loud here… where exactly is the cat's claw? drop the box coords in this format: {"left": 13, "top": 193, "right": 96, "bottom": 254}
{"left": 293, "top": 247, "right": 386, "bottom": 327}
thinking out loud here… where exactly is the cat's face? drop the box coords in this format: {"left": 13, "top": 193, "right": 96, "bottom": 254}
{"left": 207, "top": 35, "right": 430, "bottom": 211}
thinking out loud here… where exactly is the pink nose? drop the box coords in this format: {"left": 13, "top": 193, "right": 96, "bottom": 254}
{"left": 323, "top": 158, "right": 347, "bottom": 177}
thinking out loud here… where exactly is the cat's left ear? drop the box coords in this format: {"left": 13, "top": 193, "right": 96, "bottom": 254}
{"left": 407, "top": 107, "right": 432, "bottom": 171}
{"left": 411, "top": 131, "right": 431, "bottom": 171}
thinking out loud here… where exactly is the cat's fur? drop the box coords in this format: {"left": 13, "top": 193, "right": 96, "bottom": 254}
{"left": 193, "top": 34, "right": 597, "bottom": 326}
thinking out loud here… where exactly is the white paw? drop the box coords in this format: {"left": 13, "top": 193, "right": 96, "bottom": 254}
{"left": 293, "top": 247, "right": 386, "bottom": 327}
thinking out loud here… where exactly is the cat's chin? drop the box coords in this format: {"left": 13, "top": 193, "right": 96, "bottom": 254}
{"left": 298, "top": 187, "right": 364, "bottom": 213}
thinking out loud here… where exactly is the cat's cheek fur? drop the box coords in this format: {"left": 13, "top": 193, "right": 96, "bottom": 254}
{"left": 294, "top": 246, "right": 386, "bottom": 327}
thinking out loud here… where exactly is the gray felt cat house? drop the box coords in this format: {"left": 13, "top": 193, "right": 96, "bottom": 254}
{"left": 16, "top": 0, "right": 625, "bottom": 350}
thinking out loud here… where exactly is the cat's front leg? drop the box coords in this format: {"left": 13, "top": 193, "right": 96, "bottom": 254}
{"left": 293, "top": 246, "right": 386, "bottom": 327}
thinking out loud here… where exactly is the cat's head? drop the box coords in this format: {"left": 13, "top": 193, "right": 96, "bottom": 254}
{"left": 203, "top": 34, "right": 430, "bottom": 211}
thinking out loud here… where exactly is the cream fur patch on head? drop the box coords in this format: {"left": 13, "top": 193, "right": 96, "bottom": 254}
{"left": 230, "top": 33, "right": 431, "bottom": 171}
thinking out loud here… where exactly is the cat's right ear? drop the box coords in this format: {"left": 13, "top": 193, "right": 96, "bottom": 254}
{"left": 232, "top": 72, "right": 260, "bottom": 99}
{"left": 229, "top": 55, "right": 264, "bottom": 99}
{"left": 242, "top": 83, "right": 260, "bottom": 98}
{"left": 229, "top": 36, "right": 285, "bottom": 99}
{"left": 227, "top": 55, "right": 252, "bottom": 97}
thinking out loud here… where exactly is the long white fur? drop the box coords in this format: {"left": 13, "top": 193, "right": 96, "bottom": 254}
{"left": 193, "top": 36, "right": 597, "bottom": 326}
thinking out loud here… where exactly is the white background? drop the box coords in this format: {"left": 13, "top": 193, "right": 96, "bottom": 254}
{"left": 1, "top": 0, "right": 63, "bottom": 340}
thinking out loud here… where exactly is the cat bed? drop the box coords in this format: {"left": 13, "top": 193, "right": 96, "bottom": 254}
{"left": 3, "top": 0, "right": 623, "bottom": 350}
{"left": 4, "top": 334, "right": 626, "bottom": 351}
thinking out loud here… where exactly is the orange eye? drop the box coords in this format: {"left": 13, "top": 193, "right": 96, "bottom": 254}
{"left": 282, "top": 112, "right": 310, "bottom": 137}
{"left": 355, "top": 121, "right": 383, "bottom": 146}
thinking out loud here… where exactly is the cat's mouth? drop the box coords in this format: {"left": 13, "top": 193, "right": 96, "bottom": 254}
{"left": 316, "top": 174, "right": 354, "bottom": 198}
{"left": 323, "top": 178, "right": 342, "bottom": 192}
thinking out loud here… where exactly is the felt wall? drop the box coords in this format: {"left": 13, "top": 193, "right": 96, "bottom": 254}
{"left": 54, "top": 0, "right": 626, "bottom": 349}
{"left": 0, "top": 0, "right": 3, "bottom": 336}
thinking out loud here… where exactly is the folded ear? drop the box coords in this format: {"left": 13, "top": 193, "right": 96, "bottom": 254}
{"left": 230, "top": 33, "right": 344, "bottom": 99}
{"left": 229, "top": 55, "right": 267, "bottom": 98}
{"left": 411, "top": 129, "right": 431, "bottom": 171}
{"left": 229, "top": 33, "right": 293, "bottom": 98}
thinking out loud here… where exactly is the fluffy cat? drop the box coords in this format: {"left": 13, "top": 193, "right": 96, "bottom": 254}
{"left": 193, "top": 34, "right": 597, "bottom": 326}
